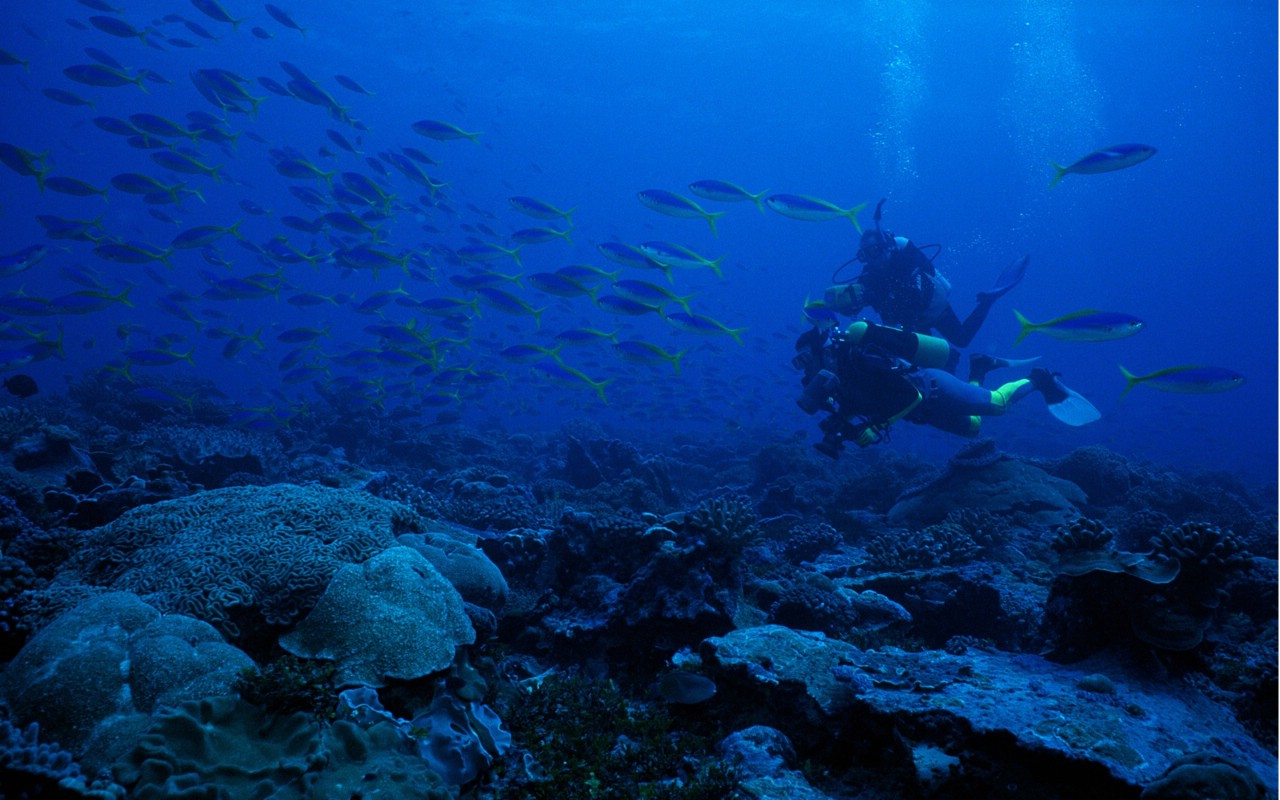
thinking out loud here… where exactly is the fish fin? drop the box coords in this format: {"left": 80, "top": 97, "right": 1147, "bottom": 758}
{"left": 1048, "top": 162, "right": 1068, "bottom": 189}
{"left": 670, "top": 349, "right": 688, "bottom": 376}
{"left": 847, "top": 201, "right": 869, "bottom": 233}
{"left": 751, "top": 189, "right": 769, "bottom": 214}
{"left": 706, "top": 211, "right": 726, "bottom": 237}
{"left": 1012, "top": 309, "right": 1033, "bottom": 347}
{"left": 1117, "top": 364, "right": 1140, "bottom": 402}
{"left": 987, "top": 255, "right": 1029, "bottom": 299}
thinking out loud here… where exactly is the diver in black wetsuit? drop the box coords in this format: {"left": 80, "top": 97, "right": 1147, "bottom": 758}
{"left": 821, "top": 200, "right": 1027, "bottom": 380}
{"left": 793, "top": 320, "right": 1097, "bottom": 458}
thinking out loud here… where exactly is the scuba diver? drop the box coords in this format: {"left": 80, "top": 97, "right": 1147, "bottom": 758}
{"left": 794, "top": 319, "right": 1099, "bottom": 458}
{"left": 822, "top": 200, "right": 1028, "bottom": 359}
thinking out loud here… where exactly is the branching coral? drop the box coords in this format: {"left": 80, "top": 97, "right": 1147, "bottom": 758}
{"left": 769, "top": 582, "right": 859, "bottom": 636}
{"left": 1051, "top": 517, "right": 1115, "bottom": 554}
{"left": 865, "top": 522, "right": 979, "bottom": 572}
{"left": 778, "top": 521, "right": 843, "bottom": 564}
{"left": 1150, "top": 522, "right": 1248, "bottom": 575}
{"left": 684, "top": 493, "right": 761, "bottom": 560}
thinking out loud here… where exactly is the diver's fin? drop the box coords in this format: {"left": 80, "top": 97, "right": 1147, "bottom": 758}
{"left": 983, "top": 255, "right": 1029, "bottom": 301}
{"left": 993, "top": 355, "right": 1041, "bottom": 370}
{"left": 1032, "top": 368, "right": 1100, "bottom": 426}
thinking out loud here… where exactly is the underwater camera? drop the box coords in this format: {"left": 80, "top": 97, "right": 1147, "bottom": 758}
{"left": 796, "top": 369, "right": 839, "bottom": 415}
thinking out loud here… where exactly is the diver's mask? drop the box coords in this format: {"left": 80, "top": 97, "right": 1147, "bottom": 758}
{"left": 855, "top": 230, "right": 895, "bottom": 265}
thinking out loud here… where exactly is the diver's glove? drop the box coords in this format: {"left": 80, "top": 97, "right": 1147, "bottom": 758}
{"left": 851, "top": 422, "right": 887, "bottom": 448}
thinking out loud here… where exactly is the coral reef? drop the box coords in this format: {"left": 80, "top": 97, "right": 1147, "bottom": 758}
{"left": 1, "top": 592, "right": 253, "bottom": 773}
{"left": 46, "top": 484, "right": 424, "bottom": 645}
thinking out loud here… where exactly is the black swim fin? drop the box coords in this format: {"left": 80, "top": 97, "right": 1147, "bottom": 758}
{"left": 981, "top": 255, "right": 1029, "bottom": 302}
{"left": 1031, "top": 368, "right": 1100, "bottom": 426}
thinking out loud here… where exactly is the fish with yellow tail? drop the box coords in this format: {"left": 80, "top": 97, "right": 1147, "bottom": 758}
{"left": 1118, "top": 365, "right": 1245, "bottom": 400}
{"left": 765, "top": 194, "right": 869, "bottom": 231}
{"left": 1013, "top": 309, "right": 1144, "bottom": 345}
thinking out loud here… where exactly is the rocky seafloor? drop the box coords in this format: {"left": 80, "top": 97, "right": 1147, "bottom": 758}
{"left": 0, "top": 375, "right": 1275, "bottom": 799}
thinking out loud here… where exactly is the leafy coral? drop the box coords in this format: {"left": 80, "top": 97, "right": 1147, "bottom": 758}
{"left": 500, "top": 674, "right": 736, "bottom": 800}
{"left": 233, "top": 655, "right": 340, "bottom": 721}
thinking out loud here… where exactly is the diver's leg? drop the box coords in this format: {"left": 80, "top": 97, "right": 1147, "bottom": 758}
{"left": 951, "top": 297, "right": 997, "bottom": 349}
{"left": 918, "top": 368, "right": 1034, "bottom": 417}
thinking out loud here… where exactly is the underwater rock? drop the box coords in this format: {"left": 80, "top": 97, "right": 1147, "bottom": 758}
{"left": 888, "top": 442, "right": 1086, "bottom": 527}
{"left": 114, "top": 695, "right": 452, "bottom": 800}
{"left": 701, "top": 625, "right": 1278, "bottom": 793}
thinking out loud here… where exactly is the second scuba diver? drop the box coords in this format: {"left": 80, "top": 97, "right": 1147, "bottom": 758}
{"left": 796, "top": 200, "right": 1098, "bottom": 458}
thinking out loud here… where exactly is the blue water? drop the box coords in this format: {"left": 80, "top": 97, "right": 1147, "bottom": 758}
{"left": 0, "top": 0, "right": 1274, "bottom": 481}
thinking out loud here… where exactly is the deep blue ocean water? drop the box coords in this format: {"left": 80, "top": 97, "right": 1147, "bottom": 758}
{"left": 0, "top": 0, "right": 1275, "bottom": 482}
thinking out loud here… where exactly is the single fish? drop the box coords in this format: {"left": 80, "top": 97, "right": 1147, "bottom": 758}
{"left": 0, "top": 245, "right": 53, "bottom": 278}
{"left": 150, "top": 150, "right": 223, "bottom": 182}
{"left": 123, "top": 347, "right": 195, "bottom": 366}
{"left": 637, "top": 189, "right": 726, "bottom": 236}
{"left": 688, "top": 179, "right": 768, "bottom": 213}
{"left": 636, "top": 241, "right": 724, "bottom": 277}
{"left": 334, "top": 74, "right": 373, "bottom": 94}
{"left": 411, "top": 119, "right": 481, "bottom": 142}
{"left": 88, "top": 15, "right": 151, "bottom": 42}
{"left": 556, "top": 264, "right": 620, "bottom": 284}
{"left": 655, "top": 671, "right": 716, "bottom": 704}
{"left": 615, "top": 340, "right": 687, "bottom": 375}
{"left": 2, "top": 374, "right": 38, "bottom": 398}
{"left": 598, "top": 241, "right": 660, "bottom": 270}
{"left": 1013, "top": 309, "right": 1144, "bottom": 345}
{"left": 476, "top": 287, "right": 546, "bottom": 328}
{"left": 509, "top": 195, "right": 574, "bottom": 222}
{"left": 596, "top": 294, "right": 661, "bottom": 316}
{"left": 665, "top": 311, "right": 747, "bottom": 344}
{"left": 457, "top": 242, "right": 523, "bottom": 267}
{"left": 45, "top": 176, "right": 110, "bottom": 200}
{"left": 511, "top": 226, "right": 573, "bottom": 246}
{"left": 1118, "top": 364, "right": 1245, "bottom": 399}
{"left": 43, "top": 88, "right": 95, "bottom": 107}
{"left": 554, "top": 328, "right": 618, "bottom": 346}
{"left": 264, "top": 4, "right": 306, "bottom": 35}
{"left": 94, "top": 241, "right": 175, "bottom": 267}
{"left": 0, "top": 143, "right": 51, "bottom": 191}
{"left": 172, "top": 221, "right": 242, "bottom": 249}
{"left": 0, "top": 48, "right": 28, "bottom": 70}
{"left": 189, "top": 0, "right": 247, "bottom": 30}
{"left": 527, "top": 272, "right": 595, "bottom": 299}
{"left": 766, "top": 194, "right": 868, "bottom": 231}
{"left": 531, "top": 359, "right": 611, "bottom": 403}
{"left": 129, "top": 112, "right": 201, "bottom": 142}
{"left": 1049, "top": 143, "right": 1156, "bottom": 188}
{"left": 499, "top": 343, "right": 563, "bottom": 364}
{"left": 612, "top": 279, "right": 694, "bottom": 313}
{"left": 64, "top": 63, "right": 148, "bottom": 92}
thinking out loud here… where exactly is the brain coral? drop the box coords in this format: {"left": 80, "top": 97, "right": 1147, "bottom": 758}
{"left": 52, "top": 484, "right": 427, "bottom": 642}
{"left": 1, "top": 592, "right": 252, "bottom": 773}
{"left": 280, "top": 546, "right": 474, "bottom": 687}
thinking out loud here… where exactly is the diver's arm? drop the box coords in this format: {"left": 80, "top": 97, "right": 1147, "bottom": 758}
{"left": 824, "top": 283, "right": 866, "bottom": 316}
{"left": 937, "top": 298, "right": 995, "bottom": 349}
